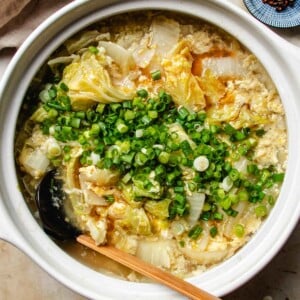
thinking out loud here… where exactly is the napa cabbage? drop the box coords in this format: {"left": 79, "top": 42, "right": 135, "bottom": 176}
{"left": 98, "top": 41, "right": 135, "bottom": 74}
{"left": 186, "top": 192, "right": 205, "bottom": 226}
{"left": 19, "top": 147, "right": 49, "bottom": 179}
{"left": 64, "top": 30, "right": 110, "bottom": 54}
{"left": 136, "top": 239, "right": 176, "bottom": 268}
{"left": 62, "top": 51, "right": 135, "bottom": 108}
{"left": 115, "top": 207, "right": 152, "bottom": 236}
{"left": 162, "top": 41, "right": 206, "bottom": 111}
{"left": 144, "top": 198, "right": 171, "bottom": 219}
{"left": 197, "top": 69, "right": 226, "bottom": 106}
{"left": 147, "top": 16, "right": 180, "bottom": 71}
{"left": 131, "top": 173, "right": 164, "bottom": 200}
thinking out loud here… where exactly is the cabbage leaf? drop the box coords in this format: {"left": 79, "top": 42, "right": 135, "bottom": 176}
{"left": 162, "top": 41, "right": 206, "bottom": 111}
{"left": 144, "top": 198, "right": 171, "bottom": 219}
{"left": 62, "top": 51, "right": 135, "bottom": 107}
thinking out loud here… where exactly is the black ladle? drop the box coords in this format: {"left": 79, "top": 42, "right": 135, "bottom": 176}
{"left": 35, "top": 170, "right": 220, "bottom": 300}
{"left": 35, "top": 169, "right": 80, "bottom": 240}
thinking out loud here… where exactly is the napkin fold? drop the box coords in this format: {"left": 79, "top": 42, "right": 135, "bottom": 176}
{"left": 0, "top": 0, "right": 72, "bottom": 51}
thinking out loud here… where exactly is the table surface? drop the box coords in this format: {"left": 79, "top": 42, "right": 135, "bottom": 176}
{"left": 0, "top": 1, "right": 299, "bottom": 299}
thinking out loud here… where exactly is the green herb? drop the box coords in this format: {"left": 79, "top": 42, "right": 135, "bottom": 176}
{"left": 34, "top": 86, "right": 284, "bottom": 225}
{"left": 89, "top": 46, "right": 99, "bottom": 54}
{"left": 188, "top": 225, "right": 203, "bottom": 240}
{"left": 234, "top": 224, "right": 245, "bottom": 238}
{"left": 136, "top": 89, "right": 148, "bottom": 98}
{"left": 105, "top": 195, "right": 115, "bottom": 203}
{"left": 210, "top": 226, "right": 218, "bottom": 237}
{"left": 151, "top": 70, "right": 161, "bottom": 80}
{"left": 255, "top": 205, "right": 267, "bottom": 217}
{"left": 59, "top": 82, "right": 69, "bottom": 92}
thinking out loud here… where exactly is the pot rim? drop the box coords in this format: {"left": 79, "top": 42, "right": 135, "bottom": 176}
{"left": 0, "top": 0, "right": 300, "bottom": 298}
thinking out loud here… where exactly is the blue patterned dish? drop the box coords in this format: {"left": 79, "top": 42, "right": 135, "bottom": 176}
{"left": 244, "top": 0, "right": 300, "bottom": 28}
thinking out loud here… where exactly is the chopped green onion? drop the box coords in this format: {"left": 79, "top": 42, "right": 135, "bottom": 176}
{"left": 96, "top": 104, "right": 106, "bottom": 114}
{"left": 178, "top": 107, "right": 189, "bottom": 119}
{"left": 256, "top": 129, "right": 266, "bottom": 137}
{"left": 213, "top": 212, "right": 223, "bottom": 220}
{"left": 137, "top": 89, "right": 148, "bottom": 98}
{"left": 47, "top": 141, "right": 61, "bottom": 158}
{"left": 121, "top": 152, "right": 135, "bottom": 164}
{"left": 272, "top": 173, "right": 284, "bottom": 183}
{"left": 135, "top": 129, "right": 144, "bottom": 138}
{"left": 75, "top": 111, "right": 85, "bottom": 119}
{"left": 224, "top": 124, "right": 236, "bottom": 135}
{"left": 166, "top": 170, "right": 180, "bottom": 185}
{"left": 141, "top": 115, "right": 151, "bottom": 125}
{"left": 155, "top": 165, "right": 166, "bottom": 177}
{"left": 255, "top": 205, "right": 267, "bottom": 217}
{"left": 151, "top": 70, "right": 161, "bottom": 80}
{"left": 124, "top": 110, "right": 136, "bottom": 121}
{"left": 122, "top": 172, "right": 132, "bottom": 183}
{"left": 62, "top": 126, "right": 72, "bottom": 135}
{"left": 210, "top": 226, "right": 218, "bottom": 237}
{"left": 39, "top": 90, "right": 51, "bottom": 102}
{"left": 70, "top": 117, "right": 81, "bottom": 129}
{"left": 268, "top": 195, "right": 275, "bottom": 206}
{"left": 64, "top": 153, "right": 71, "bottom": 162}
{"left": 90, "top": 124, "right": 101, "bottom": 135}
{"left": 29, "top": 85, "right": 285, "bottom": 230}
{"left": 59, "top": 82, "right": 69, "bottom": 92}
{"left": 48, "top": 87, "right": 57, "bottom": 99}
{"left": 89, "top": 46, "right": 99, "bottom": 54}
{"left": 229, "top": 168, "right": 240, "bottom": 181}
{"left": 188, "top": 225, "right": 203, "bottom": 240}
{"left": 174, "top": 193, "right": 186, "bottom": 205}
{"left": 48, "top": 109, "right": 58, "bottom": 119}
{"left": 237, "top": 190, "right": 249, "bottom": 202}
{"left": 234, "top": 224, "right": 245, "bottom": 238}
{"left": 148, "top": 110, "right": 158, "bottom": 119}
{"left": 217, "top": 188, "right": 226, "bottom": 200}
{"left": 116, "top": 122, "right": 129, "bottom": 133}
{"left": 179, "top": 240, "right": 185, "bottom": 247}
{"left": 193, "top": 156, "right": 209, "bottom": 172}
{"left": 105, "top": 195, "right": 115, "bottom": 203}
{"left": 135, "top": 152, "right": 148, "bottom": 166}
{"left": 247, "top": 164, "right": 259, "bottom": 175}
{"left": 132, "top": 97, "right": 144, "bottom": 108}
{"left": 158, "top": 151, "right": 170, "bottom": 164}
{"left": 234, "top": 131, "right": 246, "bottom": 141}
{"left": 174, "top": 186, "right": 184, "bottom": 193}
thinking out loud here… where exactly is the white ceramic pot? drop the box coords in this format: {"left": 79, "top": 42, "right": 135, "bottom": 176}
{"left": 0, "top": 1, "right": 300, "bottom": 299}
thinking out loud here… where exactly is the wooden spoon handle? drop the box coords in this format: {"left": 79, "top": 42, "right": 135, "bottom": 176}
{"left": 77, "top": 235, "right": 221, "bottom": 300}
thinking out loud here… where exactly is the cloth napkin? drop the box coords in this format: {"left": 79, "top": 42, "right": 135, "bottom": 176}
{"left": 0, "top": 0, "right": 73, "bottom": 50}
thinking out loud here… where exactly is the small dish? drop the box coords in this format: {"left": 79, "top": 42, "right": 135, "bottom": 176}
{"left": 243, "top": 0, "right": 300, "bottom": 28}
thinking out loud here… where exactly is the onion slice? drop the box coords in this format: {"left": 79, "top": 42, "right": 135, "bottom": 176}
{"left": 202, "top": 57, "right": 245, "bottom": 77}
{"left": 98, "top": 41, "right": 135, "bottom": 73}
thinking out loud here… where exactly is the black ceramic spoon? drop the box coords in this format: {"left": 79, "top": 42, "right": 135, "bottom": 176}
{"left": 35, "top": 170, "right": 220, "bottom": 300}
{"left": 35, "top": 169, "right": 80, "bottom": 240}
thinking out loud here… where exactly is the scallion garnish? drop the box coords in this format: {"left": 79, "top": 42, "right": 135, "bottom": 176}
{"left": 151, "top": 70, "right": 161, "bottom": 80}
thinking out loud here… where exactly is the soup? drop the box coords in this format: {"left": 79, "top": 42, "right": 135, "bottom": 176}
{"left": 15, "top": 11, "right": 287, "bottom": 279}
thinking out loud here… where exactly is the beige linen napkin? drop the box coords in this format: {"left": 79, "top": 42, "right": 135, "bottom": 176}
{"left": 0, "top": 0, "right": 73, "bottom": 50}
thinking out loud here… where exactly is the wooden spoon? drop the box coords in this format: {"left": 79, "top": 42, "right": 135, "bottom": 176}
{"left": 77, "top": 235, "right": 221, "bottom": 300}
{"left": 36, "top": 171, "right": 221, "bottom": 300}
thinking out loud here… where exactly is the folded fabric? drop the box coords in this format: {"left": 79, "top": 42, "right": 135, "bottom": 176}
{"left": 0, "top": 0, "right": 32, "bottom": 29}
{"left": 0, "top": 0, "right": 72, "bottom": 50}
